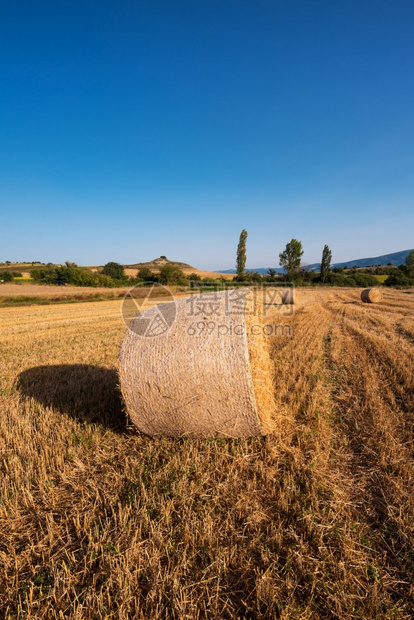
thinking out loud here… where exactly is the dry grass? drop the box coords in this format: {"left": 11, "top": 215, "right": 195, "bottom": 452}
{"left": 181, "top": 268, "right": 234, "bottom": 280}
{"left": 0, "top": 284, "right": 190, "bottom": 309}
{"left": 0, "top": 283, "right": 131, "bottom": 298}
{"left": 1, "top": 289, "right": 414, "bottom": 618}
{"left": 123, "top": 267, "right": 235, "bottom": 280}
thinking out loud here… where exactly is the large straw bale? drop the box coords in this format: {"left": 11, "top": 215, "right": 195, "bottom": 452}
{"left": 361, "top": 288, "right": 383, "bottom": 303}
{"left": 119, "top": 289, "right": 277, "bottom": 438}
{"left": 281, "top": 288, "right": 295, "bottom": 305}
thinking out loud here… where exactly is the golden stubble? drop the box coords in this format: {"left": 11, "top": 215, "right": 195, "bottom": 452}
{"left": 0, "top": 288, "right": 413, "bottom": 618}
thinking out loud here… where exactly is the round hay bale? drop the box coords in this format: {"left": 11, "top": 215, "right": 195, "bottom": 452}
{"left": 361, "top": 287, "right": 382, "bottom": 303}
{"left": 281, "top": 288, "right": 295, "bottom": 305}
{"left": 119, "top": 290, "right": 277, "bottom": 438}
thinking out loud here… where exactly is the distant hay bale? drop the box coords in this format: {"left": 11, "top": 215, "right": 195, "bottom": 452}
{"left": 361, "top": 288, "right": 383, "bottom": 303}
{"left": 281, "top": 289, "right": 295, "bottom": 305}
{"left": 119, "top": 290, "right": 277, "bottom": 438}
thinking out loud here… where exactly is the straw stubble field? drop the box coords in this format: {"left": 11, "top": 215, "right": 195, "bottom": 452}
{"left": 0, "top": 288, "right": 413, "bottom": 618}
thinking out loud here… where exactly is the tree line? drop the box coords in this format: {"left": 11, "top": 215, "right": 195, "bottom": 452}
{"left": 1, "top": 243, "right": 413, "bottom": 288}
{"left": 26, "top": 261, "right": 195, "bottom": 287}
{"left": 8, "top": 261, "right": 220, "bottom": 288}
{"left": 235, "top": 230, "right": 414, "bottom": 287}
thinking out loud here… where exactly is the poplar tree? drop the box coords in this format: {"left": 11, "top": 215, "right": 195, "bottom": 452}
{"left": 320, "top": 245, "right": 332, "bottom": 283}
{"left": 236, "top": 229, "right": 248, "bottom": 280}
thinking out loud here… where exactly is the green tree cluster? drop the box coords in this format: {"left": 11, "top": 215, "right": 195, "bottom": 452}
{"left": 137, "top": 267, "right": 154, "bottom": 281}
{"left": 31, "top": 264, "right": 117, "bottom": 287}
{"left": 102, "top": 262, "right": 126, "bottom": 280}
{"left": 0, "top": 270, "right": 14, "bottom": 282}
{"left": 133, "top": 265, "right": 189, "bottom": 286}
{"left": 159, "top": 264, "right": 188, "bottom": 285}
{"left": 384, "top": 251, "right": 414, "bottom": 287}
{"left": 279, "top": 239, "right": 304, "bottom": 279}
{"left": 404, "top": 250, "right": 414, "bottom": 277}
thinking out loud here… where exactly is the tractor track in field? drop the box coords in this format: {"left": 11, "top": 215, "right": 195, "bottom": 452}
{"left": 320, "top": 297, "right": 414, "bottom": 612}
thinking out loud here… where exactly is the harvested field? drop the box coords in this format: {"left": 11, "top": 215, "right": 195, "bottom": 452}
{"left": 1, "top": 288, "right": 414, "bottom": 618}
{"left": 0, "top": 283, "right": 190, "bottom": 308}
{"left": 0, "top": 283, "right": 131, "bottom": 298}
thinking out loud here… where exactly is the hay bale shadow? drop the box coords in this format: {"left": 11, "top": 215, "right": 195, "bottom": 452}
{"left": 17, "top": 364, "right": 125, "bottom": 432}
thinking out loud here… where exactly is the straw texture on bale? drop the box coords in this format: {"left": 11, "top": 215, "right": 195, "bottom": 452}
{"left": 361, "top": 288, "right": 383, "bottom": 303}
{"left": 281, "top": 289, "right": 295, "bottom": 305}
{"left": 119, "top": 290, "right": 277, "bottom": 438}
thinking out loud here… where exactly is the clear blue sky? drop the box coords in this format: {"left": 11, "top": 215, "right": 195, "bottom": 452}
{"left": 1, "top": 0, "right": 413, "bottom": 269}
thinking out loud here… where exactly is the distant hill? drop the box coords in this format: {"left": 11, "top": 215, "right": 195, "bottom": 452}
{"left": 125, "top": 256, "right": 194, "bottom": 270}
{"left": 218, "top": 249, "right": 413, "bottom": 275}
{"left": 322, "top": 249, "right": 413, "bottom": 270}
